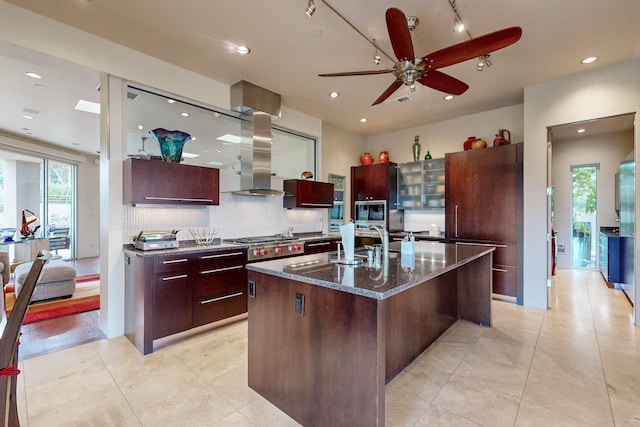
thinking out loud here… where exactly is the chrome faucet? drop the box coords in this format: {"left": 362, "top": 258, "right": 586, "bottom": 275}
{"left": 370, "top": 225, "right": 389, "bottom": 261}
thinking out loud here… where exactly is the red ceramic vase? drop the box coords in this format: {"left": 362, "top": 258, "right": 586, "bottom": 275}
{"left": 360, "top": 152, "right": 374, "bottom": 165}
{"left": 378, "top": 151, "right": 389, "bottom": 163}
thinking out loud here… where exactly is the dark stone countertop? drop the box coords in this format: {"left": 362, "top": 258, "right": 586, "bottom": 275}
{"left": 246, "top": 241, "right": 494, "bottom": 300}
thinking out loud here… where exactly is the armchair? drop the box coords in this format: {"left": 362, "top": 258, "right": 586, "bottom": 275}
{"left": 0, "top": 251, "right": 9, "bottom": 289}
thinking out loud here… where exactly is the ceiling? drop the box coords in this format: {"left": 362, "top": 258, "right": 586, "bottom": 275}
{"left": 1, "top": 0, "right": 640, "bottom": 156}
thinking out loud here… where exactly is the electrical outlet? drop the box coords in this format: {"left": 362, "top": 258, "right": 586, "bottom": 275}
{"left": 295, "top": 292, "right": 305, "bottom": 316}
{"left": 558, "top": 243, "right": 565, "bottom": 253}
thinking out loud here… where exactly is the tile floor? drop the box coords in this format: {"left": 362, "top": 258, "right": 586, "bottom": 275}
{"left": 15, "top": 268, "right": 640, "bottom": 426}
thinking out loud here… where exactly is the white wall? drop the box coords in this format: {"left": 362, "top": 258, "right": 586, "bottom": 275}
{"left": 552, "top": 131, "right": 634, "bottom": 269}
{"left": 525, "top": 59, "right": 640, "bottom": 318}
{"left": 367, "top": 104, "right": 524, "bottom": 163}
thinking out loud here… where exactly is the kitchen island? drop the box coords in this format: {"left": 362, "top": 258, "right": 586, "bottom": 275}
{"left": 247, "top": 241, "right": 494, "bottom": 426}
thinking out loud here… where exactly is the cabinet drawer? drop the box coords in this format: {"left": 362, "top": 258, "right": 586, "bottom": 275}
{"left": 454, "top": 241, "right": 515, "bottom": 266}
{"left": 192, "top": 288, "right": 247, "bottom": 327}
{"left": 193, "top": 266, "right": 247, "bottom": 298}
{"left": 193, "top": 250, "right": 246, "bottom": 271}
{"left": 154, "top": 254, "right": 192, "bottom": 273}
{"left": 305, "top": 239, "right": 339, "bottom": 254}
{"left": 492, "top": 265, "right": 517, "bottom": 297}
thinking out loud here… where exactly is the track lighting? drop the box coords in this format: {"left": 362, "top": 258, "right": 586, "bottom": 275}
{"left": 453, "top": 16, "right": 464, "bottom": 33}
{"left": 476, "top": 54, "right": 492, "bottom": 71}
{"left": 373, "top": 39, "right": 381, "bottom": 65}
{"left": 448, "top": 0, "right": 464, "bottom": 33}
{"left": 305, "top": 0, "right": 316, "bottom": 17}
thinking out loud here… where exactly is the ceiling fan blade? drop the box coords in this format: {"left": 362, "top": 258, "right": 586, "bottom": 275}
{"left": 372, "top": 80, "right": 403, "bottom": 106}
{"left": 424, "top": 27, "right": 522, "bottom": 70}
{"left": 386, "top": 7, "right": 415, "bottom": 62}
{"left": 418, "top": 70, "right": 469, "bottom": 95}
{"left": 319, "top": 69, "right": 393, "bottom": 77}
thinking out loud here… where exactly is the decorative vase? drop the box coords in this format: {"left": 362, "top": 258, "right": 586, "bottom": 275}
{"left": 360, "top": 152, "right": 374, "bottom": 165}
{"left": 412, "top": 136, "right": 421, "bottom": 161}
{"left": 378, "top": 151, "right": 389, "bottom": 163}
{"left": 424, "top": 151, "right": 432, "bottom": 160}
{"left": 149, "top": 128, "right": 191, "bottom": 163}
{"left": 463, "top": 136, "right": 487, "bottom": 151}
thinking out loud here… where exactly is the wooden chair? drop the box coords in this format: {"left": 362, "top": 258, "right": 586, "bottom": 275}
{"left": 0, "top": 250, "right": 51, "bottom": 427}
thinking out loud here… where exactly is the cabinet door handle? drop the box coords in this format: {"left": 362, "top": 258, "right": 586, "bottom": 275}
{"left": 300, "top": 203, "right": 333, "bottom": 207}
{"left": 200, "top": 292, "right": 244, "bottom": 304}
{"left": 162, "top": 274, "right": 188, "bottom": 281}
{"left": 306, "top": 242, "right": 331, "bottom": 247}
{"left": 144, "top": 196, "right": 214, "bottom": 203}
{"left": 455, "top": 242, "right": 507, "bottom": 248}
{"left": 492, "top": 268, "right": 509, "bottom": 273}
{"left": 162, "top": 258, "right": 189, "bottom": 264}
{"left": 199, "top": 252, "right": 244, "bottom": 260}
{"left": 200, "top": 265, "right": 245, "bottom": 275}
{"left": 455, "top": 205, "right": 459, "bottom": 237}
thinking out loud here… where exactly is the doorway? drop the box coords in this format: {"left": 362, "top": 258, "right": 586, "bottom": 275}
{"left": 571, "top": 164, "right": 598, "bottom": 269}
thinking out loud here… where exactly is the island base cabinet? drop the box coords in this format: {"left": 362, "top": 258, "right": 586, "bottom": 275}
{"left": 248, "top": 272, "right": 384, "bottom": 427}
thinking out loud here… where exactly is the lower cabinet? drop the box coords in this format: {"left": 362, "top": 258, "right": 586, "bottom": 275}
{"left": 192, "top": 250, "right": 247, "bottom": 327}
{"left": 125, "top": 248, "right": 247, "bottom": 355}
{"left": 599, "top": 231, "right": 624, "bottom": 283}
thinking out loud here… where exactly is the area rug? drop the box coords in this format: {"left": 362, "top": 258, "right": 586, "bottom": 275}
{"left": 4, "top": 275, "right": 100, "bottom": 324}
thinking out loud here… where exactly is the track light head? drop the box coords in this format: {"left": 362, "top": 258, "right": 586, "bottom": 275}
{"left": 305, "top": 0, "right": 316, "bottom": 17}
{"left": 476, "top": 54, "right": 492, "bottom": 71}
{"left": 453, "top": 16, "right": 464, "bottom": 32}
{"left": 407, "top": 16, "right": 419, "bottom": 31}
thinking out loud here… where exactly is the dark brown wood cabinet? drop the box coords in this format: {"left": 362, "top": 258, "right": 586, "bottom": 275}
{"left": 192, "top": 250, "right": 247, "bottom": 327}
{"left": 445, "top": 143, "right": 523, "bottom": 301}
{"left": 124, "top": 247, "right": 248, "bottom": 355}
{"left": 123, "top": 158, "right": 220, "bottom": 205}
{"left": 351, "top": 162, "right": 397, "bottom": 202}
{"left": 283, "top": 179, "right": 334, "bottom": 209}
{"left": 304, "top": 237, "right": 340, "bottom": 254}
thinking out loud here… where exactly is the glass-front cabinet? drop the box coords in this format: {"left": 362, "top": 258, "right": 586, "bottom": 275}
{"left": 397, "top": 159, "right": 445, "bottom": 210}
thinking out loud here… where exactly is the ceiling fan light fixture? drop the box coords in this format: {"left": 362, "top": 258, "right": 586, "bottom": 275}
{"left": 305, "top": 0, "right": 316, "bottom": 17}
{"left": 373, "top": 39, "right": 381, "bottom": 65}
{"left": 476, "top": 54, "right": 492, "bottom": 71}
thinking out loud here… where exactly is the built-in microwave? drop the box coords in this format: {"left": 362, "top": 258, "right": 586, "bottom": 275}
{"left": 354, "top": 200, "right": 386, "bottom": 231}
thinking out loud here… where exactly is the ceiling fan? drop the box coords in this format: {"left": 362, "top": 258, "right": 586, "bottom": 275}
{"left": 319, "top": 7, "right": 522, "bottom": 106}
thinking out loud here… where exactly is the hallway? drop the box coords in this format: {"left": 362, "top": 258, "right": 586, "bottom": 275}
{"left": 14, "top": 268, "right": 639, "bottom": 426}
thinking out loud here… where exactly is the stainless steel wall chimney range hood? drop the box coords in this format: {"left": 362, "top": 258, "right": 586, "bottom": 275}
{"left": 230, "top": 80, "right": 282, "bottom": 196}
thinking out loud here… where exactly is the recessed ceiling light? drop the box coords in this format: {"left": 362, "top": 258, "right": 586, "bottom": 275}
{"left": 24, "top": 71, "right": 42, "bottom": 79}
{"left": 329, "top": 91, "right": 340, "bottom": 98}
{"left": 359, "top": 118, "right": 368, "bottom": 123}
{"left": 21, "top": 108, "right": 39, "bottom": 114}
{"left": 217, "top": 134, "right": 242, "bottom": 143}
{"left": 443, "top": 94, "right": 455, "bottom": 101}
{"left": 577, "top": 128, "right": 586, "bottom": 133}
{"left": 181, "top": 152, "right": 199, "bottom": 158}
{"left": 180, "top": 112, "right": 190, "bottom": 117}
{"left": 71, "top": 142, "right": 80, "bottom": 146}
{"left": 167, "top": 99, "right": 176, "bottom": 104}
{"left": 34, "top": 84, "right": 42, "bottom": 88}
{"left": 190, "top": 136, "right": 196, "bottom": 141}
{"left": 207, "top": 161, "right": 224, "bottom": 166}
{"left": 236, "top": 45, "right": 250, "bottom": 55}
{"left": 21, "top": 115, "right": 34, "bottom": 120}
{"left": 138, "top": 125, "right": 144, "bottom": 130}
{"left": 581, "top": 56, "right": 598, "bottom": 64}
{"left": 75, "top": 99, "right": 101, "bottom": 114}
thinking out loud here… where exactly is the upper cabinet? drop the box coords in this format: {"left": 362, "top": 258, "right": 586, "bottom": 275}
{"left": 397, "top": 159, "right": 445, "bottom": 210}
{"left": 123, "top": 158, "right": 219, "bottom": 205}
{"left": 283, "top": 179, "right": 334, "bottom": 209}
{"left": 351, "top": 162, "right": 398, "bottom": 204}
